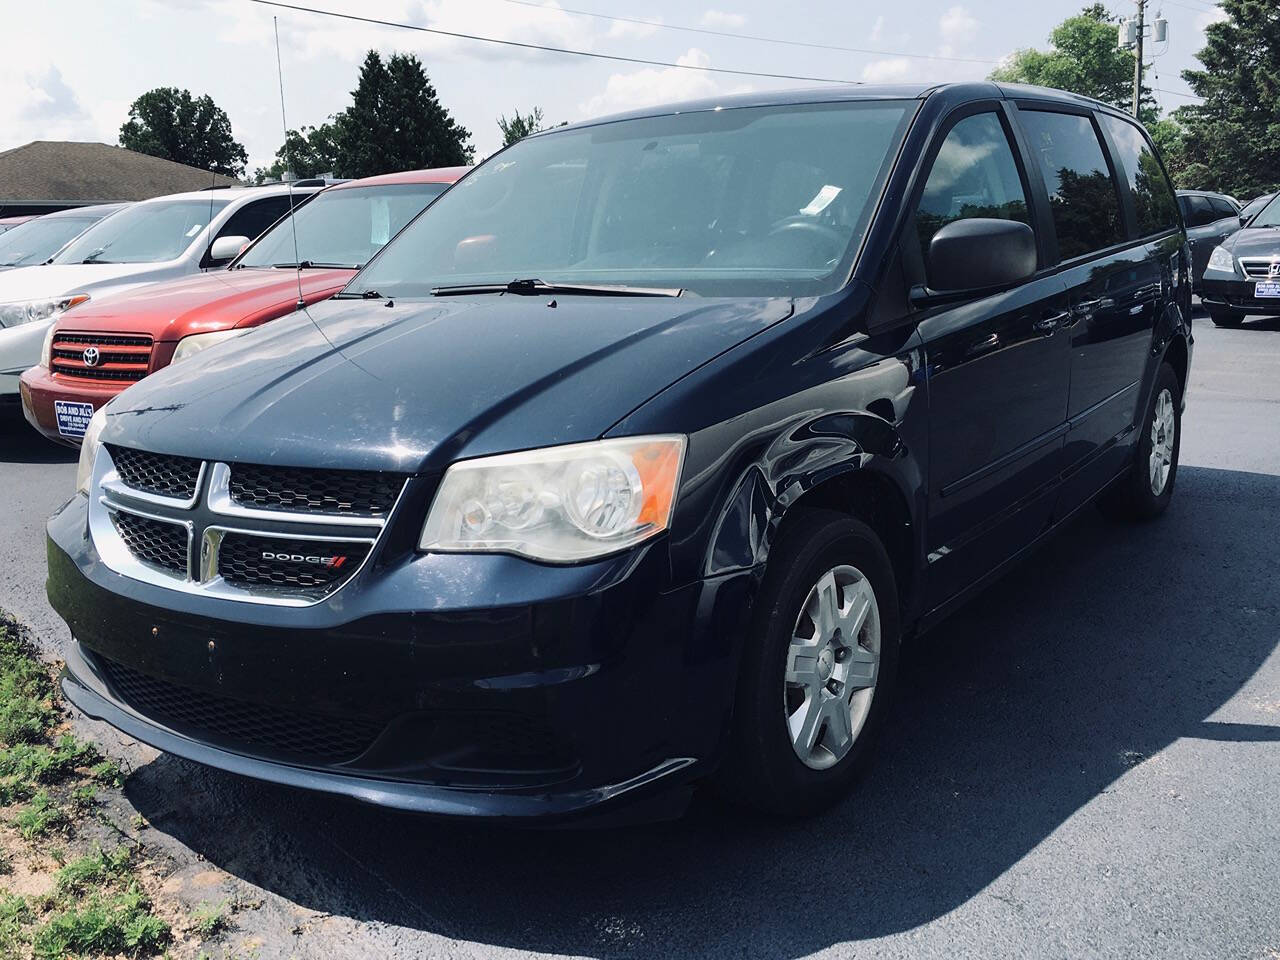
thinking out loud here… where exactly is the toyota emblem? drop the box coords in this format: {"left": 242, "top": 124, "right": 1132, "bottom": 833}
{"left": 82, "top": 346, "right": 100, "bottom": 367}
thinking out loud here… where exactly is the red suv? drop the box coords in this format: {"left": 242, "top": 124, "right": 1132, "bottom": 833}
{"left": 21, "top": 167, "right": 466, "bottom": 444}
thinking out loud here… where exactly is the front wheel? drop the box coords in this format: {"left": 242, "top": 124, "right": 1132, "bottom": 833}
{"left": 1209, "top": 309, "right": 1243, "bottom": 328}
{"left": 1098, "top": 362, "right": 1181, "bottom": 521}
{"left": 718, "top": 510, "right": 900, "bottom": 816}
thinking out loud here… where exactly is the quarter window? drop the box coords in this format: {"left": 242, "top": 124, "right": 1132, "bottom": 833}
{"left": 1019, "top": 111, "right": 1125, "bottom": 261}
{"left": 1099, "top": 114, "right": 1179, "bottom": 237}
{"left": 915, "top": 112, "right": 1032, "bottom": 263}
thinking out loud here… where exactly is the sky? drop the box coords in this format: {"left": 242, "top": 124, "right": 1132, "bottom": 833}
{"left": 1, "top": 0, "right": 1229, "bottom": 173}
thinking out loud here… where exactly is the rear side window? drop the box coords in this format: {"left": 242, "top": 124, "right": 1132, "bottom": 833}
{"left": 1208, "top": 197, "right": 1236, "bottom": 219}
{"left": 217, "top": 196, "right": 296, "bottom": 242}
{"left": 1183, "top": 195, "right": 1216, "bottom": 228}
{"left": 1019, "top": 110, "right": 1125, "bottom": 261}
{"left": 915, "top": 112, "right": 1031, "bottom": 261}
{"left": 1099, "top": 114, "right": 1179, "bottom": 237}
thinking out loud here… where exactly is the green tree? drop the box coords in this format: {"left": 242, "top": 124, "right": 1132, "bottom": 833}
{"left": 118, "top": 87, "right": 247, "bottom": 178}
{"left": 1174, "top": 0, "right": 1280, "bottom": 198}
{"left": 332, "top": 51, "right": 473, "bottom": 178}
{"left": 497, "top": 107, "right": 546, "bottom": 147}
{"left": 990, "top": 4, "right": 1155, "bottom": 120}
{"left": 254, "top": 123, "right": 339, "bottom": 183}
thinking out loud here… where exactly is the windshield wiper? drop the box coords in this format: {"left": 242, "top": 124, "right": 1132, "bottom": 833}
{"left": 430, "top": 278, "right": 683, "bottom": 298}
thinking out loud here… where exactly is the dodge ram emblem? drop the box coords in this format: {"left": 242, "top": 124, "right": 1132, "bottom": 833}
{"left": 82, "top": 347, "right": 100, "bottom": 367}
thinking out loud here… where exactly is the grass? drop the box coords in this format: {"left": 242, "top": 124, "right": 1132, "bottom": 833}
{"left": 0, "top": 616, "right": 174, "bottom": 958}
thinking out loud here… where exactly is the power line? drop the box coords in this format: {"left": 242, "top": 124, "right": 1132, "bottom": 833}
{"left": 497, "top": 0, "right": 1001, "bottom": 66}
{"left": 1154, "top": 86, "right": 1204, "bottom": 100}
{"left": 249, "top": 0, "right": 862, "bottom": 84}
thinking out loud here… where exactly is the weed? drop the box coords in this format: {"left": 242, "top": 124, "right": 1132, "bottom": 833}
{"left": 16, "top": 791, "right": 68, "bottom": 840}
{"left": 32, "top": 884, "right": 170, "bottom": 958}
{"left": 53, "top": 845, "right": 133, "bottom": 898}
{"left": 192, "top": 898, "right": 232, "bottom": 938}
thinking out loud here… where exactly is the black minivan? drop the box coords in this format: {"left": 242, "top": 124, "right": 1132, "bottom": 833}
{"left": 49, "top": 82, "right": 1192, "bottom": 821}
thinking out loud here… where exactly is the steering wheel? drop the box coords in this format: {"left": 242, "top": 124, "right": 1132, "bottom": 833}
{"left": 767, "top": 216, "right": 847, "bottom": 249}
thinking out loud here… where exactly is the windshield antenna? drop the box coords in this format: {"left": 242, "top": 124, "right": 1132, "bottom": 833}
{"left": 273, "top": 15, "right": 305, "bottom": 312}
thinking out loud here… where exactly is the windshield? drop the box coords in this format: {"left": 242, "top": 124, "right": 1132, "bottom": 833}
{"left": 346, "top": 100, "right": 914, "bottom": 299}
{"left": 238, "top": 182, "right": 448, "bottom": 269}
{"left": 1249, "top": 194, "right": 1280, "bottom": 228}
{"left": 55, "top": 198, "right": 229, "bottom": 264}
{"left": 0, "top": 216, "right": 101, "bottom": 267}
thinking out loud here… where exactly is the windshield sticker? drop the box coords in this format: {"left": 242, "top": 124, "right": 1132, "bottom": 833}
{"left": 800, "top": 185, "right": 842, "bottom": 216}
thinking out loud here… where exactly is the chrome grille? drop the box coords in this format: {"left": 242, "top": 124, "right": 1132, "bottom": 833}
{"left": 227, "top": 464, "right": 404, "bottom": 518}
{"left": 90, "top": 445, "right": 401, "bottom": 606}
{"left": 51, "top": 332, "right": 152, "bottom": 382}
{"left": 107, "top": 445, "right": 202, "bottom": 501}
{"left": 1239, "top": 258, "right": 1280, "bottom": 280}
{"left": 110, "top": 512, "right": 189, "bottom": 575}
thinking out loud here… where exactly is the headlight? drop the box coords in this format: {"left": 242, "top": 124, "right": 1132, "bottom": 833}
{"left": 419, "top": 436, "right": 686, "bottom": 562}
{"left": 1207, "top": 246, "right": 1235, "bottom": 273}
{"left": 39, "top": 324, "right": 56, "bottom": 368}
{"left": 76, "top": 407, "right": 108, "bottom": 494}
{"left": 0, "top": 294, "right": 88, "bottom": 329}
{"left": 171, "top": 328, "right": 248, "bottom": 364}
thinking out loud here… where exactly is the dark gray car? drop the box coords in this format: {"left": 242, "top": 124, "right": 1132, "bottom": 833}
{"left": 1177, "top": 190, "right": 1241, "bottom": 290}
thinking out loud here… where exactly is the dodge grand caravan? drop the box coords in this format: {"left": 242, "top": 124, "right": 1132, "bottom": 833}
{"left": 48, "top": 83, "right": 1192, "bottom": 822}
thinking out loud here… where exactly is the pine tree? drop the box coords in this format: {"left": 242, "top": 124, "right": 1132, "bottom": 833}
{"left": 1175, "top": 0, "right": 1280, "bottom": 198}
{"left": 333, "top": 51, "right": 472, "bottom": 178}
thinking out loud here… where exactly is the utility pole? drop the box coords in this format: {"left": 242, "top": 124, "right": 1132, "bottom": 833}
{"left": 1132, "top": 0, "right": 1146, "bottom": 118}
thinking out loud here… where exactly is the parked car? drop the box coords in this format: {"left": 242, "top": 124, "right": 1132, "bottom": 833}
{"left": 19, "top": 168, "right": 466, "bottom": 445}
{"left": 1176, "top": 189, "right": 1241, "bottom": 290}
{"left": 0, "top": 204, "right": 130, "bottom": 272}
{"left": 49, "top": 82, "right": 1192, "bottom": 823}
{"left": 0, "top": 184, "right": 322, "bottom": 409}
{"left": 1199, "top": 192, "right": 1280, "bottom": 327}
{"left": 1237, "top": 192, "right": 1275, "bottom": 225}
{"left": 0, "top": 215, "right": 37, "bottom": 235}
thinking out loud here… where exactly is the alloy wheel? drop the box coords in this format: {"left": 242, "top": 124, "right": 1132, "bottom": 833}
{"left": 784, "top": 565, "right": 881, "bottom": 771}
{"left": 1149, "top": 387, "right": 1176, "bottom": 496}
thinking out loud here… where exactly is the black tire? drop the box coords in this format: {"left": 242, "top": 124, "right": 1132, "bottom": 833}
{"left": 1098, "top": 362, "right": 1182, "bottom": 521}
{"left": 1209, "top": 309, "right": 1243, "bottom": 328}
{"left": 717, "top": 509, "right": 900, "bottom": 816}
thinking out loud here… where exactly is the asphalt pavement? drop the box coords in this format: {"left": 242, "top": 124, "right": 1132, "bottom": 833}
{"left": 1, "top": 310, "right": 1277, "bottom": 959}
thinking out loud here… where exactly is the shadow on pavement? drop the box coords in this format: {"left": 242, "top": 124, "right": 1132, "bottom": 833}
{"left": 0, "top": 414, "right": 77, "bottom": 464}
{"left": 124, "top": 465, "right": 1280, "bottom": 958}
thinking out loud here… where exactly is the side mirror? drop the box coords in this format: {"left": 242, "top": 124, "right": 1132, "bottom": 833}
{"left": 208, "top": 235, "right": 250, "bottom": 264}
{"left": 922, "top": 218, "right": 1037, "bottom": 296}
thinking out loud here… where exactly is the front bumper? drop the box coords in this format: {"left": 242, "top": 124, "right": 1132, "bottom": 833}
{"left": 48, "top": 494, "right": 756, "bottom": 822}
{"left": 1200, "top": 272, "right": 1280, "bottom": 316}
{"left": 20, "top": 364, "right": 124, "bottom": 445}
{"left": 0, "top": 319, "right": 50, "bottom": 399}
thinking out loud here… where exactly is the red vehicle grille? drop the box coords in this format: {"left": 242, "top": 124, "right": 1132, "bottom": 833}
{"left": 50, "top": 332, "right": 153, "bottom": 382}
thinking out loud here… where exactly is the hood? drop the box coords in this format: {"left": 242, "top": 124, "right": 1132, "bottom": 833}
{"left": 103, "top": 294, "right": 794, "bottom": 473}
{"left": 1223, "top": 227, "right": 1280, "bottom": 260}
{"left": 0, "top": 262, "right": 179, "bottom": 305}
{"left": 54, "top": 268, "right": 353, "bottom": 341}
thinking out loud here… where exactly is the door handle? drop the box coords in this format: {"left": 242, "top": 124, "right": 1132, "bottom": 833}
{"left": 1034, "top": 311, "right": 1070, "bottom": 333}
{"left": 1072, "top": 298, "right": 1105, "bottom": 319}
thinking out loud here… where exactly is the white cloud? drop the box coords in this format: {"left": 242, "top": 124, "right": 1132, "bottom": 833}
{"left": 939, "top": 5, "right": 979, "bottom": 44}
{"left": 1195, "top": 5, "right": 1228, "bottom": 31}
{"left": 578, "top": 48, "right": 751, "bottom": 119}
{"left": 700, "top": 10, "right": 746, "bottom": 30}
{"left": 606, "top": 17, "right": 661, "bottom": 40}
{"left": 861, "top": 58, "right": 911, "bottom": 83}
{"left": 869, "top": 15, "right": 885, "bottom": 44}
